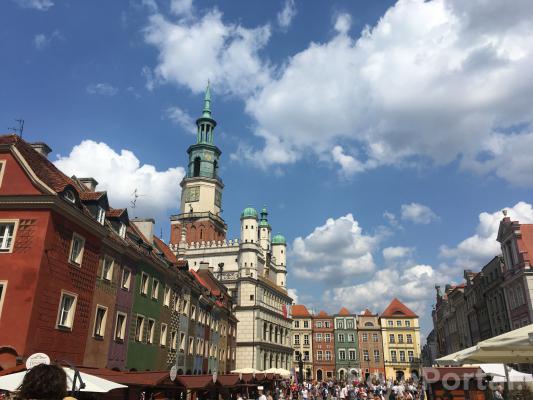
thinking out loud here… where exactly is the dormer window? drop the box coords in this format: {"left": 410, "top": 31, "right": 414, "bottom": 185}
{"left": 97, "top": 206, "right": 106, "bottom": 225}
{"left": 119, "top": 222, "right": 127, "bottom": 239}
{"left": 64, "top": 190, "right": 76, "bottom": 204}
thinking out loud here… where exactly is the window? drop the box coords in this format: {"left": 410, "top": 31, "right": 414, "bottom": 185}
{"left": 140, "top": 272, "right": 149, "bottom": 295}
{"left": 349, "top": 350, "right": 356, "bottom": 360}
{"left": 324, "top": 321, "right": 331, "bottom": 328}
{"left": 372, "top": 333, "right": 379, "bottom": 342}
{"left": 0, "top": 221, "right": 17, "bottom": 253}
{"left": 170, "top": 331, "right": 177, "bottom": 351}
{"left": 97, "top": 206, "right": 106, "bottom": 225}
{"left": 69, "top": 233, "right": 85, "bottom": 266}
{"left": 294, "top": 321, "right": 300, "bottom": 328}
{"left": 408, "top": 351, "right": 414, "bottom": 362}
{"left": 119, "top": 222, "right": 127, "bottom": 239}
{"left": 316, "top": 321, "right": 323, "bottom": 328}
{"left": 303, "top": 320, "right": 309, "bottom": 328}
{"left": 93, "top": 305, "right": 108, "bottom": 338}
{"left": 405, "top": 320, "right": 411, "bottom": 327}
{"left": 337, "top": 320, "right": 344, "bottom": 329}
{"left": 398, "top": 334, "right": 404, "bottom": 343}
{"left": 389, "top": 334, "right": 395, "bottom": 343}
{"left": 317, "top": 350, "right": 323, "bottom": 361}
{"left": 304, "top": 334, "right": 309, "bottom": 345}
{"left": 391, "top": 350, "right": 397, "bottom": 362}
{"left": 387, "top": 320, "right": 393, "bottom": 326}
{"left": 338, "top": 333, "right": 345, "bottom": 342}
{"left": 294, "top": 334, "right": 300, "bottom": 345}
{"left": 135, "top": 315, "right": 145, "bottom": 342}
{"left": 339, "top": 350, "right": 346, "bottom": 360}
{"left": 64, "top": 190, "right": 76, "bottom": 203}
{"left": 303, "top": 351, "right": 309, "bottom": 361}
{"left": 164, "top": 286, "right": 171, "bottom": 307}
{"left": 363, "top": 350, "right": 370, "bottom": 361}
{"left": 396, "top": 320, "right": 402, "bottom": 326}
{"left": 188, "top": 337, "right": 194, "bottom": 355}
{"left": 325, "top": 333, "right": 331, "bottom": 343}
{"left": 114, "top": 312, "right": 127, "bottom": 341}
{"left": 101, "top": 257, "right": 114, "bottom": 281}
{"left": 347, "top": 320, "right": 354, "bottom": 329}
{"left": 0, "top": 160, "right": 6, "bottom": 187}
{"left": 191, "top": 305, "right": 196, "bottom": 320}
{"left": 325, "top": 351, "right": 331, "bottom": 361}
{"left": 179, "top": 332, "right": 186, "bottom": 352}
{"left": 406, "top": 334, "right": 413, "bottom": 344}
{"left": 0, "top": 281, "right": 7, "bottom": 319}
{"left": 121, "top": 268, "right": 131, "bottom": 290}
{"left": 374, "top": 350, "right": 380, "bottom": 362}
{"left": 316, "top": 333, "right": 322, "bottom": 342}
{"left": 56, "top": 291, "right": 77, "bottom": 330}
{"left": 362, "top": 333, "right": 368, "bottom": 342}
{"left": 348, "top": 333, "right": 355, "bottom": 342}
{"left": 147, "top": 319, "right": 155, "bottom": 344}
{"left": 160, "top": 323, "right": 168, "bottom": 347}
{"left": 152, "top": 279, "right": 159, "bottom": 300}
{"left": 182, "top": 299, "right": 189, "bottom": 315}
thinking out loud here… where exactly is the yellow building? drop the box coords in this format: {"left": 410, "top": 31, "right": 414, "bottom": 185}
{"left": 380, "top": 298, "right": 422, "bottom": 381}
{"left": 291, "top": 305, "right": 313, "bottom": 380}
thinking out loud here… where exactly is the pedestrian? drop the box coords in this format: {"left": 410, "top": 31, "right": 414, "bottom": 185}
{"left": 18, "top": 364, "right": 67, "bottom": 400}
{"left": 258, "top": 389, "right": 267, "bottom": 400}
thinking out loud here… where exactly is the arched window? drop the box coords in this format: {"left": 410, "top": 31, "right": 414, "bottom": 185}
{"left": 213, "top": 160, "right": 218, "bottom": 178}
{"left": 193, "top": 157, "right": 201, "bottom": 177}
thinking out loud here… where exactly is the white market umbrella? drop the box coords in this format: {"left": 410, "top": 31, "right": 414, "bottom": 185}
{"left": 479, "top": 365, "right": 533, "bottom": 383}
{"left": 231, "top": 368, "right": 261, "bottom": 374}
{"left": 0, "top": 367, "right": 127, "bottom": 393}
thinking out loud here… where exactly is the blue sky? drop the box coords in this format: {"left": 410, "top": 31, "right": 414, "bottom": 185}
{"left": 3, "top": 0, "right": 533, "bottom": 337}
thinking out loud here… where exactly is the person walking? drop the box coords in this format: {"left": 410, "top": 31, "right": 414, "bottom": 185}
{"left": 18, "top": 364, "right": 67, "bottom": 400}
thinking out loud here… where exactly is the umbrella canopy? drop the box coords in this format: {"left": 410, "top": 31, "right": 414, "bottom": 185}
{"left": 0, "top": 367, "right": 127, "bottom": 393}
{"left": 479, "top": 364, "right": 533, "bottom": 383}
{"left": 231, "top": 368, "right": 261, "bottom": 374}
{"left": 436, "top": 324, "right": 533, "bottom": 364}
{"left": 263, "top": 368, "right": 290, "bottom": 377}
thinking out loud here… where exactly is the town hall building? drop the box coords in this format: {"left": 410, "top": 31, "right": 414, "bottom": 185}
{"left": 169, "top": 85, "right": 294, "bottom": 371}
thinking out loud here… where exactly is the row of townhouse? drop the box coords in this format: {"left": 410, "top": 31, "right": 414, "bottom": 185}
{"left": 0, "top": 134, "right": 237, "bottom": 374}
{"left": 428, "top": 210, "right": 533, "bottom": 366}
{"left": 290, "top": 299, "right": 422, "bottom": 383}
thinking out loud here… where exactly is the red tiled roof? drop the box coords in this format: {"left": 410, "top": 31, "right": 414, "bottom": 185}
{"left": 153, "top": 236, "right": 178, "bottom": 264}
{"left": 338, "top": 307, "right": 350, "bottom": 316}
{"left": 190, "top": 268, "right": 210, "bottom": 291}
{"left": 317, "top": 310, "right": 329, "bottom": 317}
{"left": 381, "top": 298, "right": 418, "bottom": 318}
{"left": 291, "top": 304, "right": 311, "bottom": 317}
{"left": 360, "top": 308, "right": 375, "bottom": 316}
{"left": 177, "top": 259, "right": 188, "bottom": 269}
{"left": 79, "top": 191, "right": 106, "bottom": 201}
{"left": 0, "top": 134, "right": 74, "bottom": 193}
{"left": 107, "top": 208, "right": 127, "bottom": 218}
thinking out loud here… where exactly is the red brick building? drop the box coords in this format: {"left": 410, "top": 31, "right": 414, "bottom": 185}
{"left": 312, "top": 310, "right": 335, "bottom": 381}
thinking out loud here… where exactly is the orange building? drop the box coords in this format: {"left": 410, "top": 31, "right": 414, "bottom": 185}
{"left": 312, "top": 310, "right": 335, "bottom": 381}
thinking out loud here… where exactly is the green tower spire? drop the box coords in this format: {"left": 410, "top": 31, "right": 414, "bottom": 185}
{"left": 202, "top": 81, "right": 211, "bottom": 118}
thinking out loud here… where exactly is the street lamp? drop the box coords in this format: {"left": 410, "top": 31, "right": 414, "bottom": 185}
{"left": 298, "top": 354, "right": 304, "bottom": 384}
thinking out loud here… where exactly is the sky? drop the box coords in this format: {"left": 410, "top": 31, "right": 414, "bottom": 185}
{"left": 3, "top": 0, "right": 533, "bottom": 338}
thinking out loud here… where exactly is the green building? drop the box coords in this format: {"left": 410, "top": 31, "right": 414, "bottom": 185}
{"left": 334, "top": 307, "right": 360, "bottom": 381}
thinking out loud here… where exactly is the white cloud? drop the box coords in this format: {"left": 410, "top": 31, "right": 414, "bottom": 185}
{"left": 11, "top": 0, "right": 53, "bottom": 11}
{"left": 144, "top": 10, "right": 271, "bottom": 97}
{"left": 165, "top": 106, "right": 196, "bottom": 135}
{"left": 401, "top": 202, "right": 439, "bottom": 224}
{"left": 383, "top": 246, "right": 413, "bottom": 261}
{"left": 240, "top": 0, "right": 533, "bottom": 184}
{"left": 141, "top": 66, "right": 156, "bottom": 91}
{"left": 170, "top": 0, "right": 192, "bottom": 17}
{"left": 287, "top": 288, "right": 298, "bottom": 304}
{"left": 34, "top": 30, "right": 62, "bottom": 50}
{"left": 290, "top": 214, "right": 380, "bottom": 283}
{"left": 331, "top": 145, "right": 367, "bottom": 176}
{"left": 277, "top": 0, "right": 296, "bottom": 30}
{"left": 86, "top": 83, "right": 119, "bottom": 96}
{"left": 54, "top": 140, "right": 185, "bottom": 219}
{"left": 440, "top": 201, "right": 533, "bottom": 269}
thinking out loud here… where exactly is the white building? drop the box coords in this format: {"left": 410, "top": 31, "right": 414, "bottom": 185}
{"left": 169, "top": 85, "right": 293, "bottom": 370}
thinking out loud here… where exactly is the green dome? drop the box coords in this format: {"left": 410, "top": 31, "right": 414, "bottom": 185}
{"left": 259, "top": 219, "right": 271, "bottom": 228}
{"left": 272, "top": 233, "right": 286, "bottom": 245}
{"left": 241, "top": 207, "right": 258, "bottom": 219}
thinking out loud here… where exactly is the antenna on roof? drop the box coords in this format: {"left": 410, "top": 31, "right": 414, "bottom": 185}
{"left": 130, "top": 189, "right": 145, "bottom": 217}
{"left": 8, "top": 118, "right": 24, "bottom": 138}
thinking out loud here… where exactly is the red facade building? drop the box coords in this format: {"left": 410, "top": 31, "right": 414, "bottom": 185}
{"left": 312, "top": 310, "right": 335, "bottom": 381}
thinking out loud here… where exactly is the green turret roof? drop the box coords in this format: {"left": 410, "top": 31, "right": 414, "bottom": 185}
{"left": 241, "top": 207, "right": 258, "bottom": 219}
{"left": 202, "top": 81, "right": 212, "bottom": 118}
{"left": 259, "top": 206, "right": 271, "bottom": 228}
{"left": 272, "top": 233, "right": 286, "bottom": 245}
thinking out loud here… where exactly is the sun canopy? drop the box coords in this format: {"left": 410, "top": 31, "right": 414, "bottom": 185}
{"left": 479, "top": 364, "right": 533, "bottom": 383}
{"left": 436, "top": 324, "right": 533, "bottom": 364}
{"left": 0, "top": 367, "right": 127, "bottom": 393}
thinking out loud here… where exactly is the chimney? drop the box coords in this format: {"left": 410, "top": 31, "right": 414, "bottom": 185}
{"left": 79, "top": 177, "right": 98, "bottom": 191}
{"left": 199, "top": 261, "right": 213, "bottom": 273}
{"left": 30, "top": 142, "right": 52, "bottom": 158}
{"left": 132, "top": 218, "right": 155, "bottom": 244}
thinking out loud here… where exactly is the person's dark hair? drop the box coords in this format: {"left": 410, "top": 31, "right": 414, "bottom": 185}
{"left": 19, "top": 364, "right": 67, "bottom": 400}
